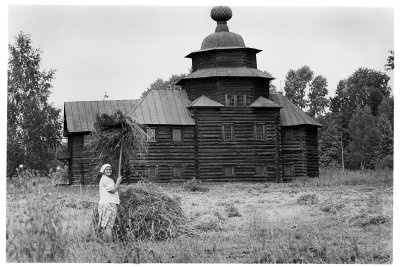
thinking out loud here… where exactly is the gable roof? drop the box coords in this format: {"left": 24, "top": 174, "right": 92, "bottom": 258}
{"left": 64, "top": 90, "right": 195, "bottom": 135}
{"left": 187, "top": 95, "right": 224, "bottom": 108}
{"left": 64, "top": 99, "right": 141, "bottom": 133}
{"left": 249, "top": 96, "right": 282, "bottom": 108}
{"left": 130, "top": 90, "right": 195, "bottom": 125}
{"left": 270, "top": 94, "right": 322, "bottom": 127}
{"left": 176, "top": 67, "right": 273, "bottom": 85}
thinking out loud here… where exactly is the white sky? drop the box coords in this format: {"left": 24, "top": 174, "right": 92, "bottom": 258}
{"left": 6, "top": 2, "right": 395, "bottom": 110}
{"left": 1, "top": 1, "right": 399, "bottom": 264}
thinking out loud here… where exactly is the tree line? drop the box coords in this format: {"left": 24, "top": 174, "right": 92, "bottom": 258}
{"left": 7, "top": 32, "right": 393, "bottom": 177}
{"left": 282, "top": 55, "right": 393, "bottom": 170}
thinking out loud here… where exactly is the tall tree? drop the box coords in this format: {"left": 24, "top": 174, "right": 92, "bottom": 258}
{"left": 385, "top": 50, "right": 394, "bottom": 70}
{"left": 7, "top": 32, "right": 62, "bottom": 176}
{"left": 316, "top": 113, "right": 342, "bottom": 168}
{"left": 348, "top": 105, "right": 378, "bottom": 170}
{"left": 330, "top": 68, "right": 390, "bottom": 128}
{"left": 308, "top": 75, "right": 329, "bottom": 117}
{"left": 141, "top": 73, "right": 187, "bottom": 98}
{"left": 283, "top": 66, "right": 314, "bottom": 109}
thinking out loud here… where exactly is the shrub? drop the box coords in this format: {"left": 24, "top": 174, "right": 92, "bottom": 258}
{"left": 375, "top": 155, "right": 393, "bottom": 170}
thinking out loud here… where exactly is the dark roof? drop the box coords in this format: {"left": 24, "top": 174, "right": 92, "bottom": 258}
{"left": 177, "top": 67, "right": 274, "bottom": 85}
{"left": 249, "top": 96, "right": 282, "bottom": 108}
{"left": 64, "top": 91, "right": 320, "bottom": 134}
{"left": 64, "top": 99, "right": 140, "bottom": 133}
{"left": 130, "top": 90, "right": 195, "bottom": 125}
{"left": 201, "top": 31, "right": 245, "bottom": 50}
{"left": 185, "top": 47, "right": 261, "bottom": 58}
{"left": 64, "top": 90, "right": 195, "bottom": 134}
{"left": 270, "top": 94, "right": 322, "bottom": 127}
{"left": 187, "top": 95, "right": 224, "bottom": 108}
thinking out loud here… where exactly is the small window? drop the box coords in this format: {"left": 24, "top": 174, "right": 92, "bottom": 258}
{"left": 147, "top": 166, "right": 157, "bottom": 178}
{"left": 147, "top": 128, "right": 155, "bottom": 142}
{"left": 222, "top": 123, "right": 234, "bottom": 141}
{"left": 225, "top": 94, "right": 246, "bottom": 107}
{"left": 283, "top": 164, "right": 294, "bottom": 177}
{"left": 223, "top": 165, "right": 234, "bottom": 177}
{"left": 172, "top": 129, "right": 182, "bottom": 142}
{"left": 237, "top": 95, "right": 246, "bottom": 107}
{"left": 255, "top": 165, "right": 266, "bottom": 176}
{"left": 172, "top": 166, "right": 182, "bottom": 178}
{"left": 225, "top": 94, "right": 235, "bottom": 107}
{"left": 254, "top": 124, "right": 265, "bottom": 140}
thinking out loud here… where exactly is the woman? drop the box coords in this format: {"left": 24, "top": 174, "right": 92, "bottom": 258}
{"left": 98, "top": 164, "right": 122, "bottom": 243}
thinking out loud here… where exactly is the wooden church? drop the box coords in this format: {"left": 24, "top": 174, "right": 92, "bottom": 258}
{"left": 60, "top": 6, "right": 321, "bottom": 185}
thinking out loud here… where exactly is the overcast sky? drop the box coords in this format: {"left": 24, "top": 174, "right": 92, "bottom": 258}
{"left": 7, "top": 3, "right": 395, "bottom": 110}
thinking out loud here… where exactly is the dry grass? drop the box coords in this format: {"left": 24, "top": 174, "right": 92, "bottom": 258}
{"left": 6, "top": 168, "right": 393, "bottom": 263}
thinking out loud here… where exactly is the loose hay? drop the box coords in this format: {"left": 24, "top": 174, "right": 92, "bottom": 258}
{"left": 114, "top": 182, "right": 192, "bottom": 241}
{"left": 297, "top": 194, "right": 318, "bottom": 205}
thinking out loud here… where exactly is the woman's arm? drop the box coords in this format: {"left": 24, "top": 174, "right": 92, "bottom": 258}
{"left": 108, "top": 176, "right": 122, "bottom": 194}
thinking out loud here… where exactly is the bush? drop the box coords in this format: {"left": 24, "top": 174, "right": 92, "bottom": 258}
{"left": 375, "top": 155, "right": 393, "bottom": 170}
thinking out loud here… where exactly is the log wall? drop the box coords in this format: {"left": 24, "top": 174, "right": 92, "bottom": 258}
{"left": 281, "top": 126, "right": 319, "bottom": 181}
{"left": 131, "top": 125, "right": 196, "bottom": 183}
{"left": 191, "top": 50, "right": 257, "bottom": 71}
{"left": 185, "top": 77, "right": 270, "bottom": 104}
{"left": 193, "top": 107, "right": 281, "bottom": 182}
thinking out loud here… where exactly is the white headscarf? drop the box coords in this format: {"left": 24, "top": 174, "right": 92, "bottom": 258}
{"left": 99, "top": 164, "right": 111, "bottom": 173}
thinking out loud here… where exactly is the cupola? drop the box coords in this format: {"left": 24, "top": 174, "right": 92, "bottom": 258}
{"left": 201, "top": 6, "right": 245, "bottom": 50}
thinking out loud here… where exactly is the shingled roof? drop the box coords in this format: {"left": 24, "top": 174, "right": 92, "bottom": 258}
{"left": 270, "top": 94, "right": 322, "bottom": 127}
{"left": 131, "top": 90, "right": 195, "bottom": 125}
{"left": 64, "top": 99, "right": 141, "bottom": 134}
{"left": 64, "top": 90, "right": 195, "bottom": 135}
{"left": 176, "top": 67, "right": 273, "bottom": 85}
{"left": 64, "top": 90, "right": 320, "bottom": 135}
{"left": 249, "top": 96, "right": 282, "bottom": 108}
{"left": 187, "top": 95, "right": 224, "bottom": 108}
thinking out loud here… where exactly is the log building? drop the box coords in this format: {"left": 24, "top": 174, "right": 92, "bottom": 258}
{"left": 59, "top": 6, "right": 321, "bottom": 185}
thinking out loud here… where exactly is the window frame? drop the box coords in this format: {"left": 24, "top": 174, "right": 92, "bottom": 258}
{"left": 147, "top": 165, "right": 158, "bottom": 178}
{"left": 255, "top": 165, "right": 267, "bottom": 176}
{"left": 223, "top": 165, "right": 235, "bottom": 177}
{"left": 146, "top": 128, "right": 156, "bottom": 142}
{"left": 172, "top": 128, "right": 182, "bottom": 142}
{"left": 222, "top": 123, "right": 234, "bottom": 141}
{"left": 254, "top": 123, "right": 266, "bottom": 141}
{"left": 171, "top": 165, "right": 183, "bottom": 178}
{"left": 224, "top": 94, "right": 247, "bottom": 107}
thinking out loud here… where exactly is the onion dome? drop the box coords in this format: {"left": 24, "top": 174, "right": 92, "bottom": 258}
{"left": 201, "top": 6, "right": 245, "bottom": 50}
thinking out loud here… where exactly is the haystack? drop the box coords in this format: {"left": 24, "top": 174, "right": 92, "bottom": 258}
{"left": 114, "top": 182, "right": 191, "bottom": 241}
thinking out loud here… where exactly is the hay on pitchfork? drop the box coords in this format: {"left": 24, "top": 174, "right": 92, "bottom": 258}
{"left": 114, "top": 182, "right": 193, "bottom": 241}
{"left": 87, "top": 109, "right": 149, "bottom": 179}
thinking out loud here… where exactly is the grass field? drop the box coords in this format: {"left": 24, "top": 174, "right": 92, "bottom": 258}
{"left": 6, "top": 169, "right": 393, "bottom": 263}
